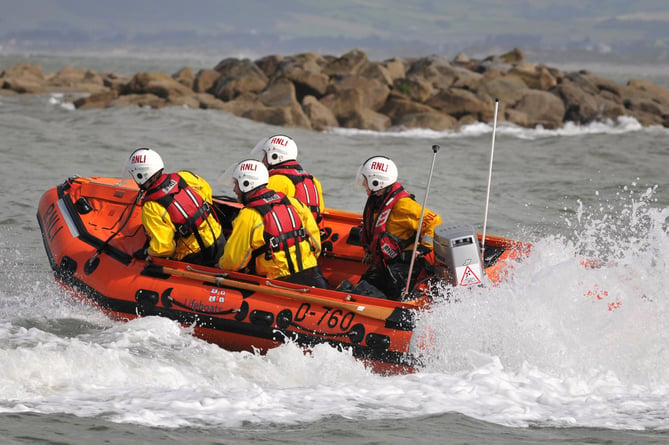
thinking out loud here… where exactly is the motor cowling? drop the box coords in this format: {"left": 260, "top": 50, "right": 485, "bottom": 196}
{"left": 432, "top": 223, "right": 483, "bottom": 287}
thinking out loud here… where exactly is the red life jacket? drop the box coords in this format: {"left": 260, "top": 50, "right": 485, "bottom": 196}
{"left": 246, "top": 188, "right": 311, "bottom": 274}
{"left": 144, "top": 172, "right": 214, "bottom": 241}
{"left": 362, "top": 182, "right": 413, "bottom": 266}
{"left": 269, "top": 161, "right": 322, "bottom": 223}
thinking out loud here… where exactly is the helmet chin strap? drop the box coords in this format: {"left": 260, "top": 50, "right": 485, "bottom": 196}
{"left": 239, "top": 187, "right": 254, "bottom": 205}
{"left": 241, "top": 185, "right": 265, "bottom": 204}
{"left": 375, "top": 185, "right": 392, "bottom": 197}
{"left": 141, "top": 170, "right": 163, "bottom": 190}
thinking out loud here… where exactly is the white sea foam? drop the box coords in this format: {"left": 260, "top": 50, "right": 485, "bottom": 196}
{"left": 46, "top": 93, "right": 77, "bottom": 111}
{"left": 330, "top": 116, "right": 661, "bottom": 140}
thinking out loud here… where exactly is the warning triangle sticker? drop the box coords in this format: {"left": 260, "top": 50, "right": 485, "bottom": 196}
{"left": 459, "top": 265, "right": 482, "bottom": 286}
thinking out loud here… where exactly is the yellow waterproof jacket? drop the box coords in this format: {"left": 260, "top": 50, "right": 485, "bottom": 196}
{"left": 386, "top": 196, "right": 442, "bottom": 250}
{"left": 142, "top": 171, "right": 222, "bottom": 260}
{"left": 267, "top": 173, "right": 325, "bottom": 215}
{"left": 219, "top": 194, "right": 321, "bottom": 279}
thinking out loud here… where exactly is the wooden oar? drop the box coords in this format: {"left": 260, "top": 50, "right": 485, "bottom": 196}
{"left": 158, "top": 265, "right": 397, "bottom": 322}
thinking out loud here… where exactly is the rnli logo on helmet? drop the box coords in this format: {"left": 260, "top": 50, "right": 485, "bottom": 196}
{"left": 239, "top": 162, "right": 257, "bottom": 171}
{"left": 270, "top": 137, "right": 288, "bottom": 146}
{"left": 131, "top": 154, "right": 146, "bottom": 164}
{"left": 370, "top": 161, "right": 388, "bottom": 172}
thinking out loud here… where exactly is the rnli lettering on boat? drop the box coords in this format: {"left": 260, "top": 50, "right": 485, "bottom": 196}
{"left": 239, "top": 162, "right": 257, "bottom": 171}
{"left": 131, "top": 154, "right": 146, "bottom": 164}
{"left": 270, "top": 136, "right": 288, "bottom": 146}
{"left": 370, "top": 161, "right": 388, "bottom": 172}
{"left": 43, "top": 203, "right": 63, "bottom": 242}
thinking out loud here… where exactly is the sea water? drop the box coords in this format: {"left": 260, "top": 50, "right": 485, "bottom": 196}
{"left": 1, "top": 52, "right": 669, "bottom": 444}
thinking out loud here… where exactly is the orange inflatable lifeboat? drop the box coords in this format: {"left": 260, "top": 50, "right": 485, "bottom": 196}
{"left": 36, "top": 176, "right": 530, "bottom": 374}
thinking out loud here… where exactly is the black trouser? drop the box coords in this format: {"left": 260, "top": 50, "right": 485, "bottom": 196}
{"left": 278, "top": 266, "right": 329, "bottom": 289}
{"left": 181, "top": 233, "right": 226, "bottom": 267}
{"left": 359, "top": 256, "right": 425, "bottom": 300}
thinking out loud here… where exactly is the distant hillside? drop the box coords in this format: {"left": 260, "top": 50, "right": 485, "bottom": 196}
{"left": 1, "top": 0, "right": 668, "bottom": 58}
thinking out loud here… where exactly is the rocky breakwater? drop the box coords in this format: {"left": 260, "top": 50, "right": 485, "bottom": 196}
{"left": 2, "top": 48, "right": 669, "bottom": 130}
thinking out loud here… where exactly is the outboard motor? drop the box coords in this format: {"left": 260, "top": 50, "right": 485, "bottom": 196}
{"left": 433, "top": 223, "right": 483, "bottom": 287}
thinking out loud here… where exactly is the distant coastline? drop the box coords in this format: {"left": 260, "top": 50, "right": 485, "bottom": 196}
{"left": 2, "top": 47, "right": 669, "bottom": 82}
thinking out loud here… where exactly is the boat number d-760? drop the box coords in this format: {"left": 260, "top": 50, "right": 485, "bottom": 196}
{"left": 295, "top": 303, "right": 355, "bottom": 331}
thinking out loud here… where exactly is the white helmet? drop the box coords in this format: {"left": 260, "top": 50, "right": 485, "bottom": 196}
{"left": 126, "top": 148, "right": 164, "bottom": 187}
{"left": 250, "top": 134, "right": 298, "bottom": 166}
{"left": 356, "top": 156, "right": 398, "bottom": 192}
{"left": 232, "top": 159, "right": 269, "bottom": 193}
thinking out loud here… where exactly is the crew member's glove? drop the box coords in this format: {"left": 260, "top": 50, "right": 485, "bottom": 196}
{"left": 417, "top": 244, "right": 432, "bottom": 256}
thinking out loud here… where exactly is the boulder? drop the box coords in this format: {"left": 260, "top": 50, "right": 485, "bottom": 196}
{"left": 621, "top": 79, "right": 669, "bottom": 125}
{"left": 257, "top": 78, "right": 300, "bottom": 108}
{"left": 216, "top": 93, "right": 259, "bottom": 117}
{"left": 406, "top": 56, "right": 461, "bottom": 91}
{"left": 381, "top": 58, "right": 406, "bottom": 82}
{"left": 357, "top": 62, "right": 394, "bottom": 87}
{"left": 123, "top": 72, "right": 193, "bottom": 98}
{"left": 508, "top": 64, "right": 558, "bottom": 91}
{"left": 243, "top": 103, "right": 311, "bottom": 129}
{"left": 172, "top": 67, "right": 195, "bottom": 90}
{"left": 255, "top": 54, "right": 285, "bottom": 79}
{"left": 320, "top": 89, "right": 365, "bottom": 122}
{"left": 273, "top": 54, "right": 330, "bottom": 99}
{"left": 1, "top": 62, "right": 46, "bottom": 93}
{"left": 326, "top": 75, "right": 390, "bottom": 111}
{"left": 193, "top": 69, "right": 221, "bottom": 93}
{"left": 1, "top": 77, "right": 45, "bottom": 94}
{"left": 109, "top": 93, "right": 166, "bottom": 109}
{"left": 425, "top": 87, "right": 492, "bottom": 119}
{"left": 499, "top": 48, "right": 526, "bottom": 65}
{"left": 552, "top": 80, "right": 626, "bottom": 124}
{"left": 321, "top": 48, "right": 369, "bottom": 76}
{"left": 476, "top": 75, "right": 530, "bottom": 119}
{"left": 392, "top": 77, "right": 435, "bottom": 103}
{"left": 340, "top": 108, "right": 391, "bottom": 132}
{"left": 101, "top": 73, "right": 130, "bottom": 92}
{"left": 210, "top": 58, "right": 268, "bottom": 101}
{"left": 504, "top": 109, "right": 530, "bottom": 128}
{"left": 47, "top": 66, "right": 106, "bottom": 94}
{"left": 564, "top": 71, "right": 623, "bottom": 98}
{"left": 73, "top": 90, "right": 118, "bottom": 109}
{"left": 379, "top": 93, "right": 439, "bottom": 124}
{"left": 511, "top": 90, "right": 566, "bottom": 129}
{"left": 394, "top": 112, "right": 458, "bottom": 131}
{"left": 193, "top": 93, "right": 228, "bottom": 110}
{"left": 302, "top": 95, "right": 338, "bottom": 131}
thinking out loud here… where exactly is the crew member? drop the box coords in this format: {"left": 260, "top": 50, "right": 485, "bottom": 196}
{"left": 218, "top": 159, "right": 327, "bottom": 288}
{"left": 355, "top": 155, "right": 442, "bottom": 300}
{"left": 126, "top": 147, "right": 225, "bottom": 266}
{"left": 251, "top": 134, "right": 325, "bottom": 225}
